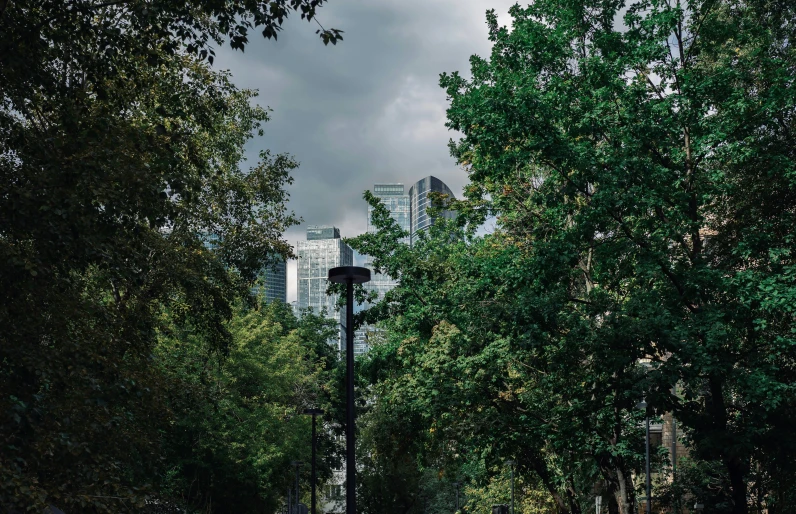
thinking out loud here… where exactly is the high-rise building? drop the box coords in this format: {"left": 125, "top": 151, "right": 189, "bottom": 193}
{"left": 367, "top": 183, "right": 411, "bottom": 241}
{"left": 357, "top": 184, "right": 412, "bottom": 355}
{"left": 297, "top": 225, "right": 353, "bottom": 350}
{"left": 252, "top": 256, "right": 287, "bottom": 303}
{"left": 365, "top": 183, "right": 410, "bottom": 297}
{"left": 408, "top": 175, "right": 456, "bottom": 244}
{"left": 201, "top": 234, "right": 286, "bottom": 303}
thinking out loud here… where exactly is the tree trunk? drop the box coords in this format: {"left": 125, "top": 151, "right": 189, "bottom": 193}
{"left": 596, "top": 455, "right": 635, "bottom": 514}
{"left": 613, "top": 466, "right": 635, "bottom": 514}
{"left": 526, "top": 453, "right": 579, "bottom": 514}
{"left": 726, "top": 454, "right": 749, "bottom": 514}
{"left": 708, "top": 375, "right": 749, "bottom": 514}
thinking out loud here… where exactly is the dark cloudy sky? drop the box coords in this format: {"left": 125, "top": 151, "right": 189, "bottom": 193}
{"left": 215, "top": 0, "right": 517, "bottom": 301}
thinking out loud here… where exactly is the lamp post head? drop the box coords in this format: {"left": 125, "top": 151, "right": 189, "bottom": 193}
{"left": 504, "top": 460, "right": 515, "bottom": 467}
{"left": 303, "top": 408, "right": 325, "bottom": 416}
{"left": 291, "top": 460, "right": 304, "bottom": 467}
{"left": 636, "top": 400, "right": 648, "bottom": 410}
{"left": 452, "top": 482, "right": 459, "bottom": 487}
{"left": 328, "top": 266, "right": 371, "bottom": 284}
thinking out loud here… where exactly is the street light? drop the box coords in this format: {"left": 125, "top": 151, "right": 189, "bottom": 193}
{"left": 504, "top": 460, "right": 515, "bottom": 514}
{"left": 291, "top": 460, "right": 304, "bottom": 514}
{"left": 303, "top": 408, "right": 324, "bottom": 514}
{"left": 636, "top": 399, "right": 651, "bottom": 514}
{"left": 452, "top": 482, "right": 460, "bottom": 512}
{"left": 328, "top": 266, "right": 371, "bottom": 514}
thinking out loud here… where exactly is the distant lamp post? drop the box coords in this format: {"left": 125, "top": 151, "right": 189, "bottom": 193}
{"left": 328, "top": 266, "right": 371, "bottom": 514}
{"left": 504, "top": 460, "right": 515, "bottom": 514}
{"left": 303, "top": 408, "right": 324, "bottom": 514}
{"left": 287, "top": 487, "right": 292, "bottom": 514}
{"left": 291, "top": 460, "right": 304, "bottom": 514}
{"left": 452, "top": 482, "right": 460, "bottom": 512}
{"left": 694, "top": 503, "right": 705, "bottom": 511}
{"left": 636, "top": 399, "right": 651, "bottom": 514}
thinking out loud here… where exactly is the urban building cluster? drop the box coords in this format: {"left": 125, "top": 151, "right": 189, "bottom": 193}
{"left": 257, "top": 175, "right": 455, "bottom": 357}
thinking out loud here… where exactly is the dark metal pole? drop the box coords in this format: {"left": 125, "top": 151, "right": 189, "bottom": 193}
{"left": 303, "top": 409, "right": 324, "bottom": 514}
{"left": 345, "top": 278, "right": 356, "bottom": 514}
{"left": 328, "top": 266, "right": 370, "bottom": 514}
{"left": 287, "top": 487, "right": 292, "bottom": 514}
{"left": 645, "top": 416, "right": 651, "bottom": 514}
{"left": 291, "top": 461, "right": 304, "bottom": 514}
{"left": 510, "top": 466, "right": 514, "bottom": 514}
{"left": 296, "top": 465, "right": 301, "bottom": 511}
{"left": 312, "top": 415, "right": 317, "bottom": 514}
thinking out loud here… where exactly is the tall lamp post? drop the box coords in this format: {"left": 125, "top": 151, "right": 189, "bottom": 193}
{"left": 637, "top": 399, "right": 651, "bottom": 514}
{"left": 328, "top": 266, "right": 371, "bottom": 514}
{"left": 303, "top": 408, "right": 324, "bottom": 514}
{"left": 504, "top": 460, "right": 515, "bottom": 514}
{"left": 291, "top": 460, "right": 304, "bottom": 514}
{"left": 452, "top": 482, "right": 460, "bottom": 512}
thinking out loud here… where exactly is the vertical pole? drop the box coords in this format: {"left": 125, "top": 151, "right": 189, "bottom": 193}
{"left": 346, "top": 279, "right": 356, "bottom": 514}
{"left": 645, "top": 416, "right": 651, "bottom": 514}
{"left": 456, "top": 484, "right": 459, "bottom": 512}
{"left": 312, "top": 415, "right": 318, "bottom": 514}
{"left": 296, "top": 465, "right": 301, "bottom": 513}
{"left": 288, "top": 487, "right": 292, "bottom": 514}
{"left": 671, "top": 384, "right": 678, "bottom": 513}
{"left": 510, "top": 466, "right": 514, "bottom": 514}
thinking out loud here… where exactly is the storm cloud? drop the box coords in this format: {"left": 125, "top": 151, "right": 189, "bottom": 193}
{"left": 214, "top": 0, "right": 517, "bottom": 300}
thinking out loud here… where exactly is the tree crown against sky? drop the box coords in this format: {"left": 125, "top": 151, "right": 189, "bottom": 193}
{"left": 350, "top": 0, "right": 796, "bottom": 512}
{"left": 0, "top": 0, "right": 344, "bottom": 511}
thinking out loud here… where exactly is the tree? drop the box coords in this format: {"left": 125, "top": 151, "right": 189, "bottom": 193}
{"left": 155, "top": 300, "right": 343, "bottom": 513}
{"left": 438, "top": 0, "right": 796, "bottom": 512}
{"left": 0, "top": 1, "right": 340, "bottom": 510}
{"left": 350, "top": 0, "right": 796, "bottom": 512}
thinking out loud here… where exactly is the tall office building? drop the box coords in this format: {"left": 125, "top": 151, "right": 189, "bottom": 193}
{"left": 365, "top": 183, "right": 410, "bottom": 299}
{"left": 297, "top": 225, "right": 353, "bottom": 350}
{"left": 367, "top": 183, "right": 411, "bottom": 241}
{"left": 356, "top": 184, "right": 412, "bottom": 355}
{"left": 201, "top": 234, "right": 286, "bottom": 303}
{"left": 252, "top": 257, "right": 287, "bottom": 303}
{"left": 408, "top": 175, "right": 456, "bottom": 244}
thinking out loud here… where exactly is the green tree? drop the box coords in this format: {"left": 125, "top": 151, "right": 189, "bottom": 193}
{"left": 0, "top": 1, "right": 340, "bottom": 511}
{"left": 155, "top": 300, "right": 342, "bottom": 513}
{"left": 351, "top": 1, "right": 796, "bottom": 511}
{"left": 439, "top": 0, "right": 796, "bottom": 511}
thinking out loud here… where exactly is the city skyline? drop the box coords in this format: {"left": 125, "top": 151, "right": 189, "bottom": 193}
{"left": 296, "top": 225, "right": 354, "bottom": 350}
{"left": 288, "top": 176, "right": 457, "bottom": 305}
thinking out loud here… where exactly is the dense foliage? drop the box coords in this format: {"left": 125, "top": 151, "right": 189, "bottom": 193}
{"left": 155, "top": 300, "right": 343, "bottom": 512}
{"left": 0, "top": 0, "right": 341, "bottom": 511}
{"left": 350, "top": 0, "right": 796, "bottom": 513}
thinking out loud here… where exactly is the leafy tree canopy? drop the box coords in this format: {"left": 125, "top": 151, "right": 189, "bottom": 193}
{"left": 0, "top": 0, "right": 341, "bottom": 511}
{"left": 350, "top": 0, "right": 796, "bottom": 513}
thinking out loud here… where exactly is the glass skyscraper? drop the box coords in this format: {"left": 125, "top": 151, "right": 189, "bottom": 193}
{"left": 358, "top": 183, "right": 414, "bottom": 355}
{"left": 408, "top": 175, "right": 456, "bottom": 245}
{"left": 297, "top": 225, "right": 353, "bottom": 351}
{"left": 252, "top": 257, "right": 287, "bottom": 304}
{"left": 367, "top": 183, "right": 411, "bottom": 242}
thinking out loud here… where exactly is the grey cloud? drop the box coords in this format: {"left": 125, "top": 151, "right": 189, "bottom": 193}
{"left": 215, "top": 0, "right": 519, "bottom": 299}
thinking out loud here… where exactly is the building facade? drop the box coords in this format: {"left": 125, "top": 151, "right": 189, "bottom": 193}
{"left": 365, "top": 182, "right": 410, "bottom": 300}
{"left": 366, "top": 183, "right": 411, "bottom": 241}
{"left": 358, "top": 184, "right": 413, "bottom": 355}
{"left": 297, "top": 226, "right": 353, "bottom": 350}
{"left": 408, "top": 175, "right": 456, "bottom": 244}
{"left": 252, "top": 257, "right": 287, "bottom": 304}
